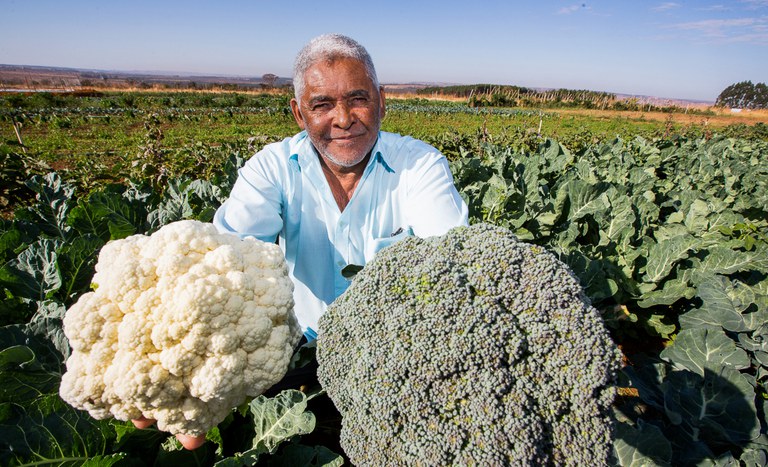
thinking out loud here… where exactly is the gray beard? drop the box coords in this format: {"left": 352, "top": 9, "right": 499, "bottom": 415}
{"left": 321, "top": 149, "right": 367, "bottom": 168}
{"left": 311, "top": 140, "right": 374, "bottom": 169}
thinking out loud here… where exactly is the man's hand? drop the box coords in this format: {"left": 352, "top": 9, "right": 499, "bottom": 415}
{"left": 131, "top": 417, "right": 207, "bottom": 450}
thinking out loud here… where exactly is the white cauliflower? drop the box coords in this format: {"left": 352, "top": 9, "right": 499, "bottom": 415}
{"left": 59, "top": 219, "right": 301, "bottom": 437}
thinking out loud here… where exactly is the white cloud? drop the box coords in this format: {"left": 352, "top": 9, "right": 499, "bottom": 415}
{"left": 741, "top": 0, "right": 768, "bottom": 9}
{"left": 667, "top": 16, "right": 768, "bottom": 44}
{"left": 699, "top": 4, "right": 730, "bottom": 12}
{"left": 652, "top": 2, "right": 681, "bottom": 12}
{"left": 557, "top": 3, "right": 589, "bottom": 15}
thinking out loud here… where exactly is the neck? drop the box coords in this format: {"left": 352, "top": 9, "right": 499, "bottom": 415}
{"left": 319, "top": 153, "right": 369, "bottom": 211}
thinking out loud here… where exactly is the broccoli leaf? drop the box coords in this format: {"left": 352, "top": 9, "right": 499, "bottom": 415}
{"left": 0, "top": 395, "right": 117, "bottom": 467}
{"left": 0, "top": 342, "right": 116, "bottom": 466}
{"left": 642, "top": 234, "right": 697, "bottom": 284}
{"left": 660, "top": 327, "right": 750, "bottom": 375}
{"left": 80, "top": 454, "right": 128, "bottom": 466}
{"left": 679, "top": 274, "right": 763, "bottom": 333}
{"left": 249, "top": 390, "right": 316, "bottom": 453}
{"left": 266, "top": 442, "right": 344, "bottom": 467}
{"left": 696, "top": 245, "right": 768, "bottom": 278}
{"left": 0, "top": 238, "right": 63, "bottom": 302}
{"left": 56, "top": 234, "right": 104, "bottom": 304}
{"left": 68, "top": 187, "right": 145, "bottom": 241}
{"left": 637, "top": 277, "right": 696, "bottom": 308}
{"left": 661, "top": 367, "right": 760, "bottom": 446}
{"left": 613, "top": 420, "right": 673, "bottom": 467}
{"left": 17, "top": 173, "right": 75, "bottom": 240}
{"left": 215, "top": 390, "right": 316, "bottom": 466}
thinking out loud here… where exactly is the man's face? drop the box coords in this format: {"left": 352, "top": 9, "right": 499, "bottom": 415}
{"left": 290, "top": 57, "right": 386, "bottom": 169}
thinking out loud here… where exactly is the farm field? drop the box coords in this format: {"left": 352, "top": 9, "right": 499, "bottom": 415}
{"left": 1, "top": 90, "right": 767, "bottom": 465}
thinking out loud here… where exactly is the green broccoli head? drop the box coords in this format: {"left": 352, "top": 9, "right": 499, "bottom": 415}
{"left": 316, "top": 223, "right": 622, "bottom": 466}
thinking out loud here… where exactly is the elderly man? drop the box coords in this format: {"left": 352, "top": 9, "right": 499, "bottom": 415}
{"left": 213, "top": 33, "right": 468, "bottom": 339}
{"left": 135, "top": 33, "right": 469, "bottom": 451}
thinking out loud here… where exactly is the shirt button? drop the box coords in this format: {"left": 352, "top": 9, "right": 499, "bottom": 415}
{"left": 337, "top": 260, "right": 344, "bottom": 266}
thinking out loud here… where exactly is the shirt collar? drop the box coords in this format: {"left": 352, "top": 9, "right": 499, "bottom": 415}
{"left": 291, "top": 131, "right": 394, "bottom": 174}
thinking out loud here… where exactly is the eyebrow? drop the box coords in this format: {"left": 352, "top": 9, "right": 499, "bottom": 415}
{"left": 307, "top": 89, "right": 371, "bottom": 106}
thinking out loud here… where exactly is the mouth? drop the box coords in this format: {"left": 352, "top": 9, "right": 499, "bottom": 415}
{"left": 330, "top": 134, "right": 364, "bottom": 141}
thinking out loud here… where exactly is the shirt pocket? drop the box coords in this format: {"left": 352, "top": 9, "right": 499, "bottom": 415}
{"left": 364, "top": 225, "right": 414, "bottom": 261}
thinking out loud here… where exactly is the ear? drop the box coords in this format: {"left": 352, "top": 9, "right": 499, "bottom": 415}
{"left": 378, "top": 86, "right": 387, "bottom": 120}
{"left": 290, "top": 98, "right": 306, "bottom": 130}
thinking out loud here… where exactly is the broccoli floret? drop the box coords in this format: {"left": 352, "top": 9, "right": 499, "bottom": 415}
{"left": 316, "top": 223, "right": 622, "bottom": 466}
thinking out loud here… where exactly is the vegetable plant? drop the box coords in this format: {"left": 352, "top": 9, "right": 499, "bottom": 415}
{"left": 0, "top": 111, "right": 766, "bottom": 465}
{"left": 317, "top": 223, "right": 622, "bottom": 465}
{"left": 59, "top": 219, "right": 301, "bottom": 438}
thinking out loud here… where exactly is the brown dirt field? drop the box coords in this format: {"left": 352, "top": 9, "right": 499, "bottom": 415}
{"left": 383, "top": 90, "right": 768, "bottom": 128}
{"left": 555, "top": 108, "right": 768, "bottom": 128}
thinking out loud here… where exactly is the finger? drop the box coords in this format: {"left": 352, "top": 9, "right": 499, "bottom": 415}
{"left": 176, "top": 433, "right": 207, "bottom": 450}
{"left": 131, "top": 417, "right": 156, "bottom": 429}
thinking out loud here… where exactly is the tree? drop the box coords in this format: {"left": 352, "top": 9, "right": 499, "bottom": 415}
{"left": 715, "top": 80, "right": 768, "bottom": 109}
{"left": 262, "top": 73, "right": 279, "bottom": 88}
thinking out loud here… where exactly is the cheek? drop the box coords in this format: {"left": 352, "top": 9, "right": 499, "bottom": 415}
{"left": 303, "top": 114, "right": 329, "bottom": 132}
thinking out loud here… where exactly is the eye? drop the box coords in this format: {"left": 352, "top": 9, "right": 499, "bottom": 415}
{"left": 311, "top": 102, "right": 332, "bottom": 111}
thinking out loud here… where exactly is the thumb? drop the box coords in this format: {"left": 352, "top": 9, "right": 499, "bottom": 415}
{"left": 176, "top": 433, "right": 207, "bottom": 450}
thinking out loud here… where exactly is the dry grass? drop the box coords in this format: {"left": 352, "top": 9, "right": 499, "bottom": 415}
{"left": 555, "top": 107, "right": 768, "bottom": 128}
{"left": 383, "top": 89, "right": 768, "bottom": 128}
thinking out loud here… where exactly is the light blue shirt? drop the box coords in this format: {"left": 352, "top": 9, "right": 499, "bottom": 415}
{"left": 213, "top": 130, "right": 468, "bottom": 337}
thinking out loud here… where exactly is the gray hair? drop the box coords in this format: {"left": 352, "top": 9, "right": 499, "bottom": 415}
{"left": 292, "top": 34, "right": 379, "bottom": 103}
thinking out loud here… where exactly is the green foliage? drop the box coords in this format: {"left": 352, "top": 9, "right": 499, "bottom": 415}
{"left": 0, "top": 168, "right": 341, "bottom": 465}
{"left": 0, "top": 91, "right": 767, "bottom": 464}
{"left": 446, "top": 134, "right": 768, "bottom": 464}
{"left": 0, "top": 145, "right": 50, "bottom": 214}
{"left": 716, "top": 80, "right": 768, "bottom": 109}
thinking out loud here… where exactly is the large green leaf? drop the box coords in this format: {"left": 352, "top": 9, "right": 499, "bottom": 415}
{"left": 679, "top": 275, "right": 763, "bottom": 333}
{"left": 481, "top": 173, "right": 516, "bottom": 223}
{"left": 559, "top": 179, "right": 610, "bottom": 221}
{"left": 0, "top": 337, "right": 115, "bottom": 466}
{"left": 68, "top": 187, "right": 145, "bottom": 241}
{"left": 56, "top": 234, "right": 104, "bottom": 304}
{"left": 660, "top": 327, "right": 750, "bottom": 375}
{"left": 0, "top": 345, "right": 59, "bottom": 403}
{"left": 642, "top": 234, "right": 698, "bottom": 284}
{"left": 26, "top": 300, "right": 71, "bottom": 362}
{"left": 18, "top": 173, "right": 75, "bottom": 240}
{"left": 696, "top": 245, "right": 768, "bottom": 279}
{"left": 683, "top": 198, "right": 713, "bottom": 234}
{"left": 0, "top": 394, "right": 117, "bottom": 466}
{"left": 637, "top": 277, "right": 696, "bottom": 308}
{"left": 249, "top": 390, "right": 316, "bottom": 454}
{"left": 613, "top": 420, "right": 672, "bottom": 467}
{"left": 215, "top": 390, "right": 316, "bottom": 466}
{"left": 266, "top": 443, "right": 344, "bottom": 467}
{"left": 662, "top": 367, "right": 760, "bottom": 446}
{"left": 0, "top": 238, "right": 63, "bottom": 302}
{"left": 597, "top": 189, "right": 636, "bottom": 248}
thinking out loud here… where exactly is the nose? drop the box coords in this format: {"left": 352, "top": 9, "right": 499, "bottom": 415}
{"left": 333, "top": 102, "right": 354, "bottom": 129}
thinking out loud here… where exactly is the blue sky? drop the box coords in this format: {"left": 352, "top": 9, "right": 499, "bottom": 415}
{"left": 1, "top": 0, "right": 766, "bottom": 102}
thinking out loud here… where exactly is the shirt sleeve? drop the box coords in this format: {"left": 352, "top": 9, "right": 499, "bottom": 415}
{"left": 405, "top": 152, "right": 469, "bottom": 238}
{"left": 212, "top": 149, "right": 285, "bottom": 242}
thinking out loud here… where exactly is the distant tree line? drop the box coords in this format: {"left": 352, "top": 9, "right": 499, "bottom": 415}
{"left": 416, "top": 84, "right": 709, "bottom": 114}
{"left": 417, "top": 84, "right": 617, "bottom": 109}
{"left": 715, "top": 81, "right": 768, "bottom": 109}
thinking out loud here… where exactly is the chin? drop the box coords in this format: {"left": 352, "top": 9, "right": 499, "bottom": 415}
{"left": 324, "top": 152, "right": 367, "bottom": 168}
{"left": 322, "top": 145, "right": 371, "bottom": 168}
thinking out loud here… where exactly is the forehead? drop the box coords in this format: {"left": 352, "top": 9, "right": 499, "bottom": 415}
{"left": 301, "top": 57, "right": 375, "bottom": 98}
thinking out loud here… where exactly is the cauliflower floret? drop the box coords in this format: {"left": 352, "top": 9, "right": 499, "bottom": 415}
{"left": 59, "top": 220, "right": 301, "bottom": 437}
{"left": 316, "top": 223, "right": 622, "bottom": 466}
